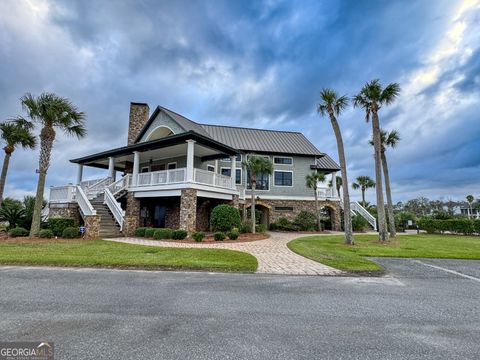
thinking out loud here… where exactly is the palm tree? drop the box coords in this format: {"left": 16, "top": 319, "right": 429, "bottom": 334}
{"left": 306, "top": 171, "right": 326, "bottom": 231}
{"left": 328, "top": 175, "right": 342, "bottom": 198}
{"left": 352, "top": 176, "right": 376, "bottom": 207}
{"left": 242, "top": 155, "right": 273, "bottom": 234}
{"left": 353, "top": 80, "right": 400, "bottom": 242}
{"left": 370, "top": 129, "right": 400, "bottom": 237}
{"left": 0, "top": 119, "right": 36, "bottom": 204}
{"left": 317, "top": 89, "right": 354, "bottom": 245}
{"left": 18, "top": 93, "right": 86, "bottom": 236}
{"left": 466, "top": 195, "right": 474, "bottom": 219}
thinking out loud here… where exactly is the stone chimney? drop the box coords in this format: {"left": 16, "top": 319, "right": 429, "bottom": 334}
{"left": 128, "top": 102, "right": 150, "bottom": 145}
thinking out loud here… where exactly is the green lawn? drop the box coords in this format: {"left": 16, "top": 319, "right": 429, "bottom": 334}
{"left": 288, "top": 234, "right": 480, "bottom": 274}
{"left": 0, "top": 240, "right": 258, "bottom": 273}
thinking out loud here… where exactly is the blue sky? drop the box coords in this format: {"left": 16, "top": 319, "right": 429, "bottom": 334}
{"left": 0, "top": 0, "right": 479, "bottom": 202}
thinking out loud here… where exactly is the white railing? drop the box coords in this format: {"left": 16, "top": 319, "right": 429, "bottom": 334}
{"left": 41, "top": 204, "right": 50, "bottom": 221}
{"left": 317, "top": 187, "right": 338, "bottom": 199}
{"left": 104, "top": 188, "right": 125, "bottom": 231}
{"left": 49, "top": 185, "right": 76, "bottom": 203}
{"left": 136, "top": 168, "right": 187, "bottom": 187}
{"left": 107, "top": 174, "right": 130, "bottom": 196}
{"left": 75, "top": 185, "right": 97, "bottom": 217}
{"left": 80, "top": 178, "right": 105, "bottom": 189}
{"left": 351, "top": 201, "right": 377, "bottom": 230}
{"left": 84, "top": 177, "right": 112, "bottom": 199}
{"left": 194, "top": 168, "right": 232, "bottom": 189}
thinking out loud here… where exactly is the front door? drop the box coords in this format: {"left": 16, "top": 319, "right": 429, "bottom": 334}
{"left": 153, "top": 205, "right": 167, "bottom": 227}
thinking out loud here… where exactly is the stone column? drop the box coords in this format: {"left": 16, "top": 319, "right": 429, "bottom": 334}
{"left": 76, "top": 164, "right": 83, "bottom": 185}
{"left": 180, "top": 189, "right": 197, "bottom": 235}
{"left": 124, "top": 192, "right": 140, "bottom": 236}
{"left": 108, "top": 157, "right": 116, "bottom": 181}
{"left": 84, "top": 215, "right": 101, "bottom": 239}
{"left": 230, "top": 194, "right": 239, "bottom": 209}
{"left": 332, "top": 203, "right": 341, "bottom": 231}
{"left": 186, "top": 140, "right": 195, "bottom": 182}
{"left": 132, "top": 151, "right": 140, "bottom": 186}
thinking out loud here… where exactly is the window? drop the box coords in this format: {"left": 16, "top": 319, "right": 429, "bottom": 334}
{"left": 275, "top": 206, "right": 294, "bottom": 212}
{"left": 220, "top": 167, "right": 242, "bottom": 185}
{"left": 207, "top": 165, "right": 215, "bottom": 172}
{"left": 274, "top": 157, "right": 293, "bottom": 165}
{"left": 167, "top": 162, "right": 177, "bottom": 170}
{"left": 247, "top": 170, "right": 269, "bottom": 190}
{"left": 222, "top": 154, "right": 242, "bottom": 162}
{"left": 274, "top": 171, "right": 293, "bottom": 186}
{"left": 141, "top": 167, "right": 150, "bottom": 173}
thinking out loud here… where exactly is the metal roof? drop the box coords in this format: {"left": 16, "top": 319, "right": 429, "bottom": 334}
{"left": 200, "top": 124, "right": 324, "bottom": 156}
{"left": 310, "top": 155, "right": 341, "bottom": 171}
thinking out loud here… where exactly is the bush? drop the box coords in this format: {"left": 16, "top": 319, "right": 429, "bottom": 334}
{"left": 8, "top": 227, "right": 29, "bottom": 238}
{"left": 214, "top": 232, "right": 226, "bottom": 241}
{"left": 239, "top": 222, "right": 252, "bottom": 234}
{"left": 293, "top": 211, "right": 316, "bottom": 231}
{"left": 144, "top": 228, "right": 155, "bottom": 238}
{"left": 227, "top": 229, "right": 239, "bottom": 240}
{"left": 48, "top": 218, "right": 75, "bottom": 236}
{"left": 38, "top": 229, "right": 53, "bottom": 238}
{"left": 192, "top": 231, "right": 205, "bottom": 242}
{"left": 134, "top": 227, "right": 148, "bottom": 237}
{"left": 210, "top": 205, "right": 241, "bottom": 232}
{"left": 352, "top": 215, "right": 369, "bottom": 232}
{"left": 256, "top": 224, "right": 267, "bottom": 233}
{"left": 271, "top": 217, "right": 298, "bottom": 231}
{"left": 172, "top": 229, "right": 188, "bottom": 240}
{"left": 417, "top": 218, "right": 479, "bottom": 235}
{"left": 153, "top": 228, "right": 173, "bottom": 240}
{"left": 62, "top": 227, "right": 80, "bottom": 238}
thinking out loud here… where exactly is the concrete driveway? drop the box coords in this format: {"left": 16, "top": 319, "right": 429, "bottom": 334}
{"left": 0, "top": 259, "right": 479, "bottom": 359}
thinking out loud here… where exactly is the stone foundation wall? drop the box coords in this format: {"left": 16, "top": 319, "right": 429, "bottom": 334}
{"left": 48, "top": 203, "right": 81, "bottom": 225}
{"left": 179, "top": 189, "right": 197, "bottom": 235}
{"left": 165, "top": 202, "right": 180, "bottom": 229}
{"left": 124, "top": 193, "right": 141, "bottom": 236}
{"left": 124, "top": 216, "right": 139, "bottom": 237}
{"left": 84, "top": 215, "right": 101, "bottom": 239}
{"left": 196, "top": 198, "right": 211, "bottom": 231}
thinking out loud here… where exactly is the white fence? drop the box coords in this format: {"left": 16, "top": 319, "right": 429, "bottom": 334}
{"left": 194, "top": 168, "right": 232, "bottom": 189}
{"left": 137, "top": 168, "right": 187, "bottom": 187}
{"left": 317, "top": 187, "right": 338, "bottom": 199}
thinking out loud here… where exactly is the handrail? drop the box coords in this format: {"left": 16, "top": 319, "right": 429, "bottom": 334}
{"left": 194, "top": 168, "right": 232, "bottom": 189}
{"left": 104, "top": 188, "right": 125, "bottom": 231}
{"left": 80, "top": 178, "right": 105, "bottom": 190}
{"left": 85, "top": 177, "right": 112, "bottom": 198}
{"left": 107, "top": 174, "right": 130, "bottom": 196}
{"left": 351, "top": 201, "right": 377, "bottom": 230}
{"left": 41, "top": 204, "right": 50, "bottom": 221}
{"left": 75, "top": 185, "right": 97, "bottom": 218}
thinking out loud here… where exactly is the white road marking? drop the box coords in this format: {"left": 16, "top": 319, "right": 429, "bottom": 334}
{"left": 412, "top": 260, "right": 480, "bottom": 283}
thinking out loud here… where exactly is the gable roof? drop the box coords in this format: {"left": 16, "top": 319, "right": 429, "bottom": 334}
{"left": 201, "top": 124, "right": 323, "bottom": 156}
{"left": 310, "top": 155, "right": 341, "bottom": 171}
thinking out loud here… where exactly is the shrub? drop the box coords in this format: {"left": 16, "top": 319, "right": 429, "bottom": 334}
{"left": 417, "top": 218, "right": 479, "bottom": 235}
{"left": 8, "top": 227, "right": 29, "bottom": 238}
{"left": 293, "top": 211, "right": 316, "bottom": 231}
{"left": 227, "top": 229, "right": 239, "bottom": 240}
{"left": 214, "top": 232, "right": 226, "bottom": 241}
{"left": 256, "top": 224, "right": 267, "bottom": 233}
{"left": 62, "top": 227, "right": 80, "bottom": 238}
{"left": 272, "top": 217, "right": 297, "bottom": 231}
{"left": 352, "top": 215, "right": 369, "bottom": 232}
{"left": 153, "top": 228, "right": 172, "bottom": 240}
{"left": 134, "top": 227, "right": 148, "bottom": 237}
{"left": 38, "top": 229, "right": 53, "bottom": 238}
{"left": 210, "top": 205, "right": 241, "bottom": 232}
{"left": 239, "top": 221, "right": 252, "bottom": 234}
{"left": 144, "top": 228, "right": 155, "bottom": 238}
{"left": 192, "top": 231, "right": 205, "bottom": 242}
{"left": 48, "top": 218, "right": 75, "bottom": 236}
{"left": 172, "top": 229, "right": 188, "bottom": 240}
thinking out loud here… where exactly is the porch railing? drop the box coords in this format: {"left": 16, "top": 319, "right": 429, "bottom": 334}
{"left": 50, "top": 185, "right": 76, "bottom": 203}
{"left": 317, "top": 187, "right": 338, "bottom": 199}
{"left": 84, "top": 177, "right": 112, "bottom": 199}
{"left": 136, "top": 168, "right": 187, "bottom": 187}
{"left": 76, "top": 185, "right": 97, "bottom": 218}
{"left": 104, "top": 188, "right": 124, "bottom": 230}
{"left": 194, "top": 168, "right": 232, "bottom": 189}
{"left": 107, "top": 174, "right": 130, "bottom": 196}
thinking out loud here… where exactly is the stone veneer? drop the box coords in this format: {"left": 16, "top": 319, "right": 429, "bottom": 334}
{"left": 179, "top": 189, "right": 197, "bottom": 235}
{"left": 84, "top": 215, "right": 101, "bottom": 239}
{"left": 48, "top": 203, "right": 81, "bottom": 225}
{"left": 244, "top": 199, "right": 341, "bottom": 231}
{"left": 128, "top": 103, "right": 150, "bottom": 145}
{"left": 165, "top": 202, "right": 180, "bottom": 229}
{"left": 124, "top": 192, "right": 140, "bottom": 236}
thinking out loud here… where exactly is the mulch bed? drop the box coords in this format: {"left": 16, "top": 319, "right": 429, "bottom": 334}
{"left": 161, "top": 233, "right": 270, "bottom": 244}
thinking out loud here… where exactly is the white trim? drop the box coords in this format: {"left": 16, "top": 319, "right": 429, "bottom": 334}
{"left": 243, "top": 194, "right": 340, "bottom": 201}
{"left": 197, "top": 190, "right": 233, "bottom": 200}
{"left": 220, "top": 167, "right": 242, "bottom": 185}
{"left": 145, "top": 125, "right": 175, "bottom": 141}
{"left": 134, "top": 189, "right": 182, "bottom": 198}
{"left": 273, "top": 156, "right": 293, "bottom": 166}
{"left": 273, "top": 170, "right": 294, "bottom": 187}
{"left": 141, "top": 166, "right": 150, "bottom": 173}
{"left": 222, "top": 154, "right": 242, "bottom": 162}
{"left": 207, "top": 165, "right": 215, "bottom": 172}
{"left": 167, "top": 162, "right": 177, "bottom": 170}
{"left": 246, "top": 173, "right": 270, "bottom": 192}
{"left": 131, "top": 182, "right": 239, "bottom": 196}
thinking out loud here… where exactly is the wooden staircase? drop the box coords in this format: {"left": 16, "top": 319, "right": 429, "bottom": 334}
{"left": 91, "top": 196, "right": 123, "bottom": 238}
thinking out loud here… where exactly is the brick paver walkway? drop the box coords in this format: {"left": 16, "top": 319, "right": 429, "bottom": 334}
{"left": 106, "top": 232, "right": 343, "bottom": 276}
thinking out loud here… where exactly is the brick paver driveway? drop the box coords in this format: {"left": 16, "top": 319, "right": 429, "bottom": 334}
{"left": 106, "top": 232, "right": 342, "bottom": 276}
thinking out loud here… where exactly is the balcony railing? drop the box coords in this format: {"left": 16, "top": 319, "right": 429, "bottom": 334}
{"left": 317, "top": 187, "right": 338, "bottom": 199}
{"left": 194, "top": 168, "right": 232, "bottom": 189}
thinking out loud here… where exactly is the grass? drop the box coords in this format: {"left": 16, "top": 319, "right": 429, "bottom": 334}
{"left": 287, "top": 234, "right": 480, "bottom": 274}
{"left": 0, "top": 239, "right": 258, "bottom": 273}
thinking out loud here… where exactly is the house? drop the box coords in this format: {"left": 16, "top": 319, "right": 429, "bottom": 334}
{"left": 48, "top": 103, "right": 342, "bottom": 237}
{"left": 460, "top": 199, "right": 480, "bottom": 219}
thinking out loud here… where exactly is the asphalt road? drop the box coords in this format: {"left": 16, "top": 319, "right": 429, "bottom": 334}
{"left": 0, "top": 259, "right": 479, "bottom": 360}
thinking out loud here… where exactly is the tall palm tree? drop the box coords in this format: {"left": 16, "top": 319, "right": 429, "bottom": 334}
{"left": 242, "top": 155, "right": 273, "bottom": 234}
{"left": 328, "top": 175, "right": 342, "bottom": 198}
{"left": 306, "top": 171, "right": 326, "bottom": 231}
{"left": 352, "top": 176, "right": 376, "bottom": 207}
{"left": 466, "top": 195, "right": 474, "bottom": 219}
{"left": 18, "top": 93, "right": 86, "bottom": 236}
{"left": 353, "top": 80, "right": 400, "bottom": 242}
{"left": 370, "top": 129, "right": 400, "bottom": 237}
{"left": 317, "top": 89, "right": 354, "bottom": 245}
{"left": 0, "top": 119, "right": 36, "bottom": 204}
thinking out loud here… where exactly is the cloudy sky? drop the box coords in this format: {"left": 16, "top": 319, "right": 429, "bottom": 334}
{"left": 0, "top": 0, "right": 479, "bottom": 203}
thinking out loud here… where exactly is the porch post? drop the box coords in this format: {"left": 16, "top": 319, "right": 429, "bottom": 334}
{"left": 76, "top": 164, "right": 83, "bottom": 185}
{"left": 186, "top": 140, "right": 195, "bottom": 182}
{"left": 132, "top": 151, "right": 140, "bottom": 186}
{"left": 214, "top": 160, "right": 219, "bottom": 173}
{"left": 331, "top": 172, "right": 336, "bottom": 197}
{"left": 108, "top": 157, "right": 116, "bottom": 181}
{"left": 230, "top": 155, "right": 237, "bottom": 188}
